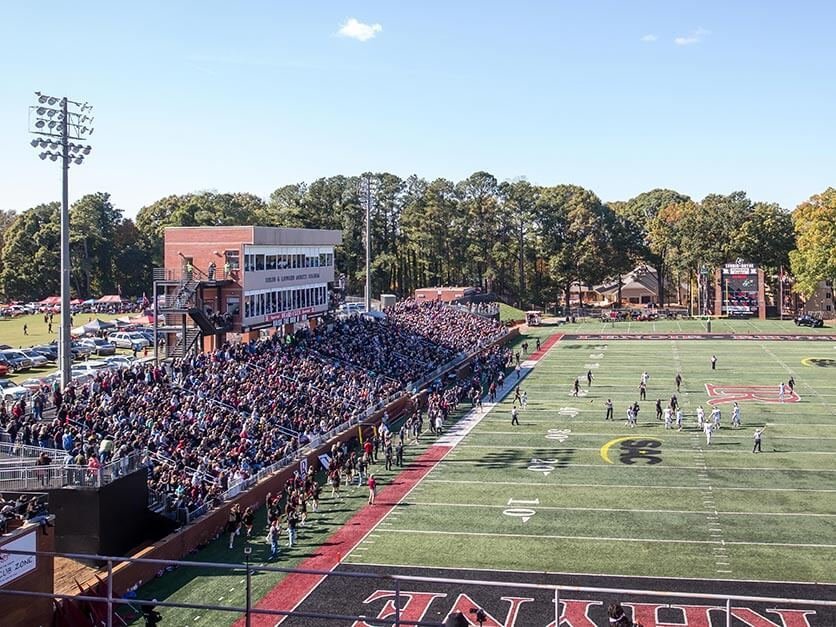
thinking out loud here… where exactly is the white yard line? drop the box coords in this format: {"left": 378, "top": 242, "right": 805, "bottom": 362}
{"left": 341, "top": 560, "right": 836, "bottom": 586}
{"left": 437, "top": 460, "right": 836, "bottom": 472}
{"left": 377, "top": 528, "right": 836, "bottom": 549}
{"left": 474, "top": 431, "right": 836, "bottom": 440}
{"left": 449, "top": 443, "right": 836, "bottom": 454}
{"left": 424, "top": 479, "right": 836, "bottom": 492}
{"left": 401, "top": 501, "right": 836, "bottom": 517}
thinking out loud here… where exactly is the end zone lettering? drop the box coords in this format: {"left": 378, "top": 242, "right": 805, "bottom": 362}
{"left": 705, "top": 384, "right": 800, "bottom": 406}
{"left": 352, "top": 591, "right": 819, "bottom": 626}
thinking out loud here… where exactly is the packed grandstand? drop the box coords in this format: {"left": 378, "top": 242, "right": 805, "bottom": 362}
{"left": 0, "top": 300, "right": 505, "bottom": 522}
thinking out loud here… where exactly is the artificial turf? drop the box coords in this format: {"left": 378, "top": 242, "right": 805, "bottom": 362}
{"left": 126, "top": 323, "right": 836, "bottom": 625}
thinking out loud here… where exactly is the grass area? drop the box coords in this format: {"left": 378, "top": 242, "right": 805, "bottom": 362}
{"left": 122, "top": 327, "right": 836, "bottom": 625}
{"left": 498, "top": 302, "right": 526, "bottom": 322}
{"left": 560, "top": 316, "right": 832, "bottom": 334}
{"left": 0, "top": 312, "right": 131, "bottom": 382}
{"left": 343, "top": 333, "right": 836, "bottom": 583}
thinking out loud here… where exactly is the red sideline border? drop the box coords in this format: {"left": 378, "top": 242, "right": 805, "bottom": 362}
{"left": 239, "top": 332, "right": 562, "bottom": 626}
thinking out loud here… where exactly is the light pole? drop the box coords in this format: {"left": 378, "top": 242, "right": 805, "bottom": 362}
{"left": 243, "top": 544, "right": 252, "bottom": 627}
{"left": 358, "top": 174, "right": 375, "bottom": 313}
{"left": 28, "top": 92, "right": 94, "bottom": 389}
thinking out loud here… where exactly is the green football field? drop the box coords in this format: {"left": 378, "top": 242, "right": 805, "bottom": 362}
{"left": 343, "top": 333, "right": 836, "bottom": 583}
{"left": 127, "top": 325, "right": 836, "bottom": 625}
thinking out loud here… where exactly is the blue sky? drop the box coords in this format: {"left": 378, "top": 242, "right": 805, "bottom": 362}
{"left": 1, "top": 1, "right": 834, "bottom": 218}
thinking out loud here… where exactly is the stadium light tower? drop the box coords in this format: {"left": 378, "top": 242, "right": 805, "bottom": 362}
{"left": 29, "top": 92, "right": 94, "bottom": 388}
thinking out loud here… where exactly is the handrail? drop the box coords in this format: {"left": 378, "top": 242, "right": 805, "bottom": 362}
{"left": 0, "top": 441, "right": 66, "bottom": 460}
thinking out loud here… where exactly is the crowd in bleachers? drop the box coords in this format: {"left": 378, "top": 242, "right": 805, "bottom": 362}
{"left": 388, "top": 299, "right": 504, "bottom": 352}
{"left": 0, "top": 302, "right": 506, "bottom": 517}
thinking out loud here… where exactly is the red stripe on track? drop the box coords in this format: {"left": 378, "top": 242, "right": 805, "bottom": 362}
{"left": 240, "top": 445, "right": 451, "bottom": 626}
{"left": 239, "top": 332, "right": 561, "bottom": 626}
{"left": 527, "top": 332, "right": 562, "bottom": 361}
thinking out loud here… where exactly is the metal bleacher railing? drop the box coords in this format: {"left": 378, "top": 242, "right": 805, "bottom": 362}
{"left": 0, "top": 450, "right": 146, "bottom": 491}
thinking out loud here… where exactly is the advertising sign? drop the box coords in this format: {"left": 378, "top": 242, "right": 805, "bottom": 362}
{"left": 0, "top": 531, "right": 37, "bottom": 587}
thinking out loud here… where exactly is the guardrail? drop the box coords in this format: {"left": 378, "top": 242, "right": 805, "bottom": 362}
{"left": 0, "top": 451, "right": 147, "bottom": 491}
{"left": 3, "top": 547, "right": 835, "bottom": 627}
{"left": 0, "top": 441, "right": 67, "bottom": 461}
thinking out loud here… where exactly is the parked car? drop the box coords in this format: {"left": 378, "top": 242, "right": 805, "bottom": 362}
{"left": 79, "top": 337, "right": 117, "bottom": 356}
{"left": 19, "top": 349, "right": 48, "bottom": 368}
{"left": 51, "top": 340, "right": 92, "bottom": 360}
{"left": 795, "top": 314, "right": 824, "bottom": 328}
{"left": 30, "top": 345, "right": 58, "bottom": 361}
{"left": 338, "top": 302, "right": 367, "bottom": 315}
{"left": 0, "top": 362, "right": 9, "bottom": 377}
{"left": 107, "top": 331, "right": 150, "bottom": 351}
{"left": 70, "top": 360, "right": 111, "bottom": 376}
{"left": 104, "top": 355, "right": 134, "bottom": 369}
{"left": 0, "top": 378, "right": 31, "bottom": 402}
{"left": 49, "top": 369, "right": 94, "bottom": 386}
{"left": 0, "top": 349, "right": 34, "bottom": 372}
{"left": 19, "top": 376, "right": 50, "bottom": 393}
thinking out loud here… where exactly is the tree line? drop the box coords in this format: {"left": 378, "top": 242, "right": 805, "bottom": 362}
{"left": 1, "top": 174, "right": 833, "bottom": 309}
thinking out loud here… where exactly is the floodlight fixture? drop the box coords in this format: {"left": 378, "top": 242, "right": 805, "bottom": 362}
{"left": 28, "top": 91, "right": 93, "bottom": 389}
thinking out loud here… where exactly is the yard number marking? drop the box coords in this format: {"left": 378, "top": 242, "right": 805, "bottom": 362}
{"left": 503, "top": 498, "right": 539, "bottom": 523}
{"left": 546, "top": 429, "right": 571, "bottom": 442}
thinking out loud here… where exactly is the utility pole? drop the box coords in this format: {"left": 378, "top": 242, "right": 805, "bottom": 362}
{"left": 29, "top": 92, "right": 94, "bottom": 389}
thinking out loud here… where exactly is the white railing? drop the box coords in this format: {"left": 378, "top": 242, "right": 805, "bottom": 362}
{"left": 0, "top": 439, "right": 66, "bottom": 461}
{"left": 0, "top": 451, "right": 147, "bottom": 491}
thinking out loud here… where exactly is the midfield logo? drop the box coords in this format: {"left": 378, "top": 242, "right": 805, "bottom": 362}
{"left": 351, "top": 591, "right": 819, "bottom": 626}
{"left": 705, "top": 384, "right": 800, "bottom": 406}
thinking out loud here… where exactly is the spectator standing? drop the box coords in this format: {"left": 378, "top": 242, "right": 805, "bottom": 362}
{"left": 242, "top": 506, "right": 254, "bottom": 537}
{"left": 286, "top": 509, "right": 298, "bottom": 547}
{"left": 266, "top": 520, "right": 281, "bottom": 559}
{"left": 227, "top": 504, "right": 242, "bottom": 549}
{"left": 384, "top": 440, "right": 394, "bottom": 471}
{"left": 367, "top": 474, "right": 377, "bottom": 505}
{"left": 395, "top": 439, "right": 404, "bottom": 467}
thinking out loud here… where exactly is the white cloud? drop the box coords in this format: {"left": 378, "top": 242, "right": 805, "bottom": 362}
{"left": 337, "top": 17, "right": 382, "bottom": 42}
{"left": 674, "top": 27, "right": 709, "bottom": 46}
{"left": 640, "top": 34, "right": 657, "bottom": 42}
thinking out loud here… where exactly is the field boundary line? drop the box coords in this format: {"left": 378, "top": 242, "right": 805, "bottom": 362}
{"left": 341, "top": 560, "right": 836, "bottom": 586}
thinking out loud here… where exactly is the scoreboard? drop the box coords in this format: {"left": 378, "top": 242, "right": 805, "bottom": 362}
{"left": 720, "top": 262, "right": 760, "bottom": 315}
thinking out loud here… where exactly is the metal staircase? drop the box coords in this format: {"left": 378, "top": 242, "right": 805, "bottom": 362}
{"left": 165, "top": 328, "right": 202, "bottom": 359}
